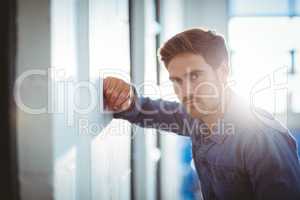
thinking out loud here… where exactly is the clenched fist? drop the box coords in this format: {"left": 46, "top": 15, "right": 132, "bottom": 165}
{"left": 103, "top": 76, "right": 136, "bottom": 112}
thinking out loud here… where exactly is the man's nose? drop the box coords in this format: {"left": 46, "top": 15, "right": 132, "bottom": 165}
{"left": 181, "top": 81, "right": 194, "bottom": 99}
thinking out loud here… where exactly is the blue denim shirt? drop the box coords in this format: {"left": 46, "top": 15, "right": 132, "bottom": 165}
{"left": 113, "top": 92, "right": 300, "bottom": 200}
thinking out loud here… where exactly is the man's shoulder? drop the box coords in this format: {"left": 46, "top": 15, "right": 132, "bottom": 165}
{"left": 238, "top": 107, "right": 299, "bottom": 157}
{"left": 251, "top": 107, "right": 288, "bottom": 133}
{"left": 228, "top": 105, "right": 290, "bottom": 148}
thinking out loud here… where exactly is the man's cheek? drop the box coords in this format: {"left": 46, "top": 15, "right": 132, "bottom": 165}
{"left": 173, "top": 84, "right": 182, "bottom": 96}
{"left": 174, "top": 89, "right": 182, "bottom": 101}
{"left": 194, "top": 85, "right": 218, "bottom": 104}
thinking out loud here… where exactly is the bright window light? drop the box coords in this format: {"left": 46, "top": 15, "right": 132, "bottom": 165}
{"left": 228, "top": 17, "right": 300, "bottom": 113}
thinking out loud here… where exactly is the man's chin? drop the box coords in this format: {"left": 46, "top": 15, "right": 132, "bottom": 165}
{"left": 187, "top": 108, "right": 210, "bottom": 119}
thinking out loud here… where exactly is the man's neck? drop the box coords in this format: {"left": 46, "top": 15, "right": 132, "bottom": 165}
{"left": 199, "top": 89, "right": 232, "bottom": 135}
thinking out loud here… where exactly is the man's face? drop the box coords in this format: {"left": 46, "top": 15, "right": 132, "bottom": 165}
{"left": 167, "top": 53, "right": 228, "bottom": 119}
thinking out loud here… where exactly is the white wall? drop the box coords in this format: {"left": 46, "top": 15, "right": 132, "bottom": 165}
{"left": 16, "top": 0, "right": 53, "bottom": 199}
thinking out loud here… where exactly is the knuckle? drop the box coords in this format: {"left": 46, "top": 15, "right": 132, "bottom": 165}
{"left": 120, "top": 91, "right": 128, "bottom": 98}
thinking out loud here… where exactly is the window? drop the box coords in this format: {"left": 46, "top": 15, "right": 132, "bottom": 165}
{"left": 228, "top": 4, "right": 300, "bottom": 114}
{"left": 52, "top": 0, "right": 132, "bottom": 199}
{"left": 90, "top": 0, "right": 131, "bottom": 199}
{"left": 229, "top": 0, "right": 290, "bottom": 16}
{"left": 297, "top": 0, "right": 300, "bottom": 15}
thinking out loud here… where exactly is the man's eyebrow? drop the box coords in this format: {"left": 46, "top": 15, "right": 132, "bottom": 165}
{"left": 169, "top": 76, "right": 181, "bottom": 81}
{"left": 183, "top": 69, "right": 204, "bottom": 77}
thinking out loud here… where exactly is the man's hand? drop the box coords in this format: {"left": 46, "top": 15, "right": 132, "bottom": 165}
{"left": 103, "top": 76, "right": 135, "bottom": 112}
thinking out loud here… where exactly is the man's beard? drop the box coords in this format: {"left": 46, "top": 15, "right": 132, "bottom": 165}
{"left": 185, "top": 98, "right": 221, "bottom": 118}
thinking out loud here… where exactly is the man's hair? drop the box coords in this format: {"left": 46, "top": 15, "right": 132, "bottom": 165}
{"left": 158, "top": 28, "right": 228, "bottom": 69}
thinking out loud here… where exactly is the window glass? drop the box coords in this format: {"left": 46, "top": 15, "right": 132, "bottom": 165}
{"left": 229, "top": 17, "right": 300, "bottom": 113}
{"left": 229, "top": 0, "right": 290, "bottom": 16}
{"left": 90, "top": 0, "right": 131, "bottom": 199}
{"left": 296, "top": 0, "right": 300, "bottom": 15}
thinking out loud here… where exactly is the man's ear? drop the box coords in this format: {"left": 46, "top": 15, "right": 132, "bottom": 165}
{"left": 216, "top": 60, "right": 229, "bottom": 83}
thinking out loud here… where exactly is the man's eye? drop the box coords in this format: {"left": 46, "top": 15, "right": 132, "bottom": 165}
{"left": 191, "top": 72, "right": 200, "bottom": 81}
{"left": 175, "top": 80, "right": 182, "bottom": 85}
{"left": 171, "top": 79, "right": 181, "bottom": 85}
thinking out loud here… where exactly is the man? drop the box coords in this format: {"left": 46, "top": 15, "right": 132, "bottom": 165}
{"left": 103, "top": 28, "right": 300, "bottom": 200}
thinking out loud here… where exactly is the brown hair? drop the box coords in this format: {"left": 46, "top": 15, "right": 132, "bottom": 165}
{"left": 159, "top": 28, "right": 228, "bottom": 69}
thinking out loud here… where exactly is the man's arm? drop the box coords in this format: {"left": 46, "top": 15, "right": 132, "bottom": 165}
{"left": 103, "top": 76, "right": 197, "bottom": 136}
{"left": 113, "top": 89, "right": 194, "bottom": 136}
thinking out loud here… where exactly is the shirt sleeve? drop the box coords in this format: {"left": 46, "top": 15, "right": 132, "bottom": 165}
{"left": 244, "top": 128, "right": 300, "bottom": 200}
{"left": 112, "top": 87, "right": 196, "bottom": 136}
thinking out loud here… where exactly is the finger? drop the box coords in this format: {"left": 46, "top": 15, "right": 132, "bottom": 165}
{"left": 104, "top": 78, "right": 118, "bottom": 110}
{"left": 119, "top": 87, "right": 135, "bottom": 111}
{"left": 103, "top": 78, "right": 108, "bottom": 91}
{"left": 103, "top": 79, "right": 110, "bottom": 107}
{"left": 103, "top": 77, "right": 114, "bottom": 91}
{"left": 108, "top": 80, "right": 124, "bottom": 106}
{"left": 103, "top": 77, "right": 114, "bottom": 98}
{"left": 119, "top": 95, "right": 134, "bottom": 112}
{"left": 105, "top": 78, "right": 119, "bottom": 100}
{"left": 113, "top": 84, "right": 134, "bottom": 107}
{"left": 111, "top": 96, "right": 130, "bottom": 112}
{"left": 114, "top": 90, "right": 130, "bottom": 109}
{"left": 112, "top": 86, "right": 130, "bottom": 106}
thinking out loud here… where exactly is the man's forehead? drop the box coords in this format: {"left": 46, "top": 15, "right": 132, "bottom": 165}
{"left": 168, "top": 62, "right": 208, "bottom": 80}
{"left": 169, "top": 53, "right": 206, "bottom": 66}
